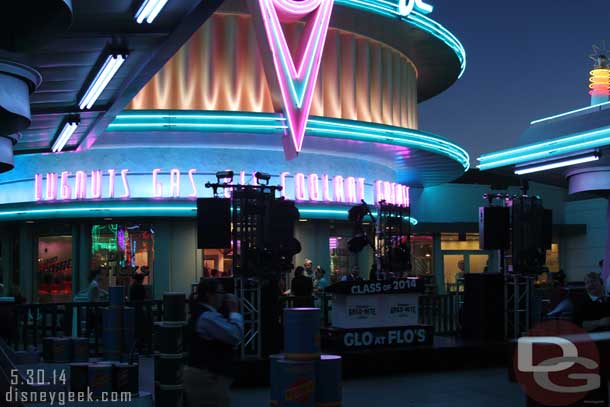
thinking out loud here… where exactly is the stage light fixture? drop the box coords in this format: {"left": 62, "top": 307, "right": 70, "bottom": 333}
{"left": 51, "top": 116, "right": 80, "bottom": 153}
{"left": 135, "top": 0, "right": 168, "bottom": 24}
{"left": 255, "top": 171, "right": 271, "bottom": 185}
{"left": 215, "top": 170, "right": 234, "bottom": 182}
{"left": 79, "top": 53, "right": 127, "bottom": 110}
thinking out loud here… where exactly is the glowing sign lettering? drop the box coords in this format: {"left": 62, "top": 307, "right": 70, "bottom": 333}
{"left": 91, "top": 170, "right": 102, "bottom": 199}
{"left": 108, "top": 169, "right": 116, "bottom": 198}
{"left": 32, "top": 168, "right": 409, "bottom": 207}
{"left": 170, "top": 169, "right": 181, "bottom": 198}
{"left": 188, "top": 169, "right": 197, "bottom": 198}
{"left": 120, "top": 169, "right": 131, "bottom": 198}
{"left": 60, "top": 171, "right": 71, "bottom": 200}
{"left": 397, "top": 0, "right": 433, "bottom": 16}
{"left": 152, "top": 168, "right": 163, "bottom": 198}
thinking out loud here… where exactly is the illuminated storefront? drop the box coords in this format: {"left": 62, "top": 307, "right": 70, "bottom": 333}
{"left": 0, "top": 0, "right": 506, "bottom": 302}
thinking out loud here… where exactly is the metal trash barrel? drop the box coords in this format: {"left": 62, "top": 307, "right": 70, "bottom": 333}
{"left": 122, "top": 306, "right": 136, "bottom": 355}
{"left": 112, "top": 362, "right": 139, "bottom": 396}
{"left": 43, "top": 337, "right": 72, "bottom": 363}
{"left": 163, "top": 293, "right": 186, "bottom": 322}
{"left": 156, "top": 353, "right": 185, "bottom": 386}
{"left": 108, "top": 286, "right": 126, "bottom": 307}
{"left": 269, "top": 354, "right": 284, "bottom": 406}
{"left": 71, "top": 337, "right": 89, "bottom": 362}
{"left": 316, "top": 355, "right": 342, "bottom": 407}
{"left": 88, "top": 363, "right": 113, "bottom": 398}
{"left": 277, "top": 359, "right": 316, "bottom": 407}
{"left": 155, "top": 382, "right": 184, "bottom": 407}
{"left": 70, "top": 363, "right": 89, "bottom": 392}
{"left": 154, "top": 322, "right": 185, "bottom": 353}
{"left": 284, "top": 308, "right": 321, "bottom": 360}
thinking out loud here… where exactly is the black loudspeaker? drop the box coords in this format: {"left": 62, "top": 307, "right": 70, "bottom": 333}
{"left": 542, "top": 209, "right": 552, "bottom": 250}
{"left": 197, "top": 198, "right": 231, "bottom": 249}
{"left": 479, "top": 206, "right": 509, "bottom": 250}
{"left": 462, "top": 273, "right": 505, "bottom": 342}
{"left": 264, "top": 199, "right": 301, "bottom": 256}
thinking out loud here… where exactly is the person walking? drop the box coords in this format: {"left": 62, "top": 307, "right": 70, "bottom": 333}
{"left": 185, "top": 279, "right": 244, "bottom": 407}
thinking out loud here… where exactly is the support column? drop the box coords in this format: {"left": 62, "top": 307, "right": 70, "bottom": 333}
{"left": 433, "top": 233, "right": 443, "bottom": 294}
{"left": 78, "top": 223, "right": 91, "bottom": 294}
{"left": 71, "top": 224, "right": 80, "bottom": 296}
{"left": 19, "top": 224, "right": 34, "bottom": 302}
{"left": 603, "top": 197, "right": 610, "bottom": 284}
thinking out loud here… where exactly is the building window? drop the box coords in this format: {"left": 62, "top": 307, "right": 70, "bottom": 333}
{"left": 91, "top": 224, "right": 154, "bottom": 290}
{"left": 411, "top": 235, "right": 433, "bottom": 276}
{"left": 37, "top": 235, "right": 73, "bottom": 303}
{"left": 201, "top": 248, "right": 233, "bottom": 279}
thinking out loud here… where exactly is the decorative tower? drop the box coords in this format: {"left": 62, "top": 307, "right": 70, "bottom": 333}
{"left": 589, "top": 43, "right": 610, "bottom": 106}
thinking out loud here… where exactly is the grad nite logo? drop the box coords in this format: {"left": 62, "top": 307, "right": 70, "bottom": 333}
{"left": 514, "top": 320, "right": 602, "bottom": 406}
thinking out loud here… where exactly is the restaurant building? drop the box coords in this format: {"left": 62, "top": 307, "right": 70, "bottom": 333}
{"left": 0, "top": 0, "right": 585, "bottom": 303}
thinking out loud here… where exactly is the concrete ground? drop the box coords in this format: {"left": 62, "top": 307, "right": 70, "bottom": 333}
{"left": 231, "top": 368, "right": 527, "bottom": 407}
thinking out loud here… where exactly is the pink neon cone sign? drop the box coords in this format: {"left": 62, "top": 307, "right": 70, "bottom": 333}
{"left": 248, "top": 0, "right": 335, "bottom": 159}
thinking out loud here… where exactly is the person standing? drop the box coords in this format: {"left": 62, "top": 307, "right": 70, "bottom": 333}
{"left": 288, "top": 266, "right": 314, "bottom": 307}
{"left": 185, "top": 279, "right": 243, "bottom": 407}
{"left": 341, "top": 265, "right": 363, "bottom": 282}
{"left": 573, "top": 272, "right": 610, "bottom": 332}
{"left": 313, "top": 267, "right": 329, "bottom": 293}
{"left": 304, "top": 259, "right": 314, "bottom": 278}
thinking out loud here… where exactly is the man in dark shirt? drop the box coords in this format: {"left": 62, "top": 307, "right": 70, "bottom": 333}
{"left": 573, "top": 272, "right": 610, "bottom": 332}
{"left": 290, "top": 266, "right": 313, "bottom": 307}
{"left": 185, "top": 279, "right": 243, "bottom": 407}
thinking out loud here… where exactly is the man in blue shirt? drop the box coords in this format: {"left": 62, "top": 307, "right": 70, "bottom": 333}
{"left": 185, "top": 279, "right": 244, "bottom": 407}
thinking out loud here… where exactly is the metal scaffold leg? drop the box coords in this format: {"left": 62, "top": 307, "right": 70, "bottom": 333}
{"left": 236, "top": 278, "right": 262, "bottom": 360}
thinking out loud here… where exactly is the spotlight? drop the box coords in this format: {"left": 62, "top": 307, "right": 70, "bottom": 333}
{"left": 255, "top": 171, "right": 271, "bottom": 185}
{"left": 215, "top": 170, "right": 234, "bottom": 183}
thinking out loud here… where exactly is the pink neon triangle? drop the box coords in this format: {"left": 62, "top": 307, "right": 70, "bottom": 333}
{"left": 249, "top": 0, "right": 335, "bottom": 158}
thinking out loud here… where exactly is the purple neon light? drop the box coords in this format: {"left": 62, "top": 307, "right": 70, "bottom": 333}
{"left": 250, "top": 0, "right": 334, "bottom": 157}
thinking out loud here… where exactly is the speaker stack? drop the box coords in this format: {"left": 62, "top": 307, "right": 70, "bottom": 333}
{"left": 462, "top": 273, "right": 505, "bottom": 342}
{"left": 197, "top": 198, "right": 231, "bottom": 249}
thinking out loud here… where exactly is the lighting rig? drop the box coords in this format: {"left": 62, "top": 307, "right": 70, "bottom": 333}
{"left": 203, "top": 170, "right": 301, "bottom": 358}
{"left": 347, "top": 199, "right": 412, "bottom": 279}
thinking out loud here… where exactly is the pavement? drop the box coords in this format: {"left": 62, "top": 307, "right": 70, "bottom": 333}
{"left": 231, "top": 368, "right": 527, "bottom": 407}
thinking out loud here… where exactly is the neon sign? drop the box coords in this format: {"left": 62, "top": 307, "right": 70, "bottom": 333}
{"left": 33, "top": 168, "right": 409, "bottom": 207}
{"left": 247, "top": 0, "right": 434, "bottom": 158}
{"left": 248, "top": 0, "right": 335, "bottom": 159}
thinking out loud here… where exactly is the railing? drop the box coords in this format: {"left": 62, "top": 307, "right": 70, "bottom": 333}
{"left": 9, "top": 300, "right": 163, "bottom": 355}
{"left": 6, "top": 292, "right": 462, "bottom": 357}
{"left": 419, "top": 294, "right": 462, "bottom": 336}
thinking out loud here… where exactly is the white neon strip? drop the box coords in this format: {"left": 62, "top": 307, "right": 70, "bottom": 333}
{"left": 478, "top": 125, "right": 610, "bottom": 164}
{"left": 51, "top": 122, "right": 78, "bottom": 153}
{"left": 135, "top": 0, "right": 168, "bottom": 24}
{"left": 146, "top": 0, "right": 169, "bottom": 23}
{"left": 514, "top": 155, "right": 600, "bottom": 175}
{"left": 530, "top": 101, "right": 610, "bottom": 125}
{"left": 79, "top": 55, "right": 126, "bottom": 110}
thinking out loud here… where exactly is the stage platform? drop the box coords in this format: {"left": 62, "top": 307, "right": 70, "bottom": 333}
{"left": 234, "top": 336, "right": 508, "bottom": 387}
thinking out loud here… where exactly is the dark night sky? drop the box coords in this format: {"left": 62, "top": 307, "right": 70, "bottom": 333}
{"left": 418, "top": 0, "right": 610, "bottom": 165}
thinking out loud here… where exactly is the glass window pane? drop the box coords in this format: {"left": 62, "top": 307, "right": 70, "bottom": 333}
{"left": 469, "top": 255, "right": 489, "bottom": 273}
{"left": 411, "top": 235, "right": 433, "bottom": 276}
{"left": 38, "top": 235, "right": 72, "bottom": 303}
{"left": 444, "top": 254, "right": 464, "bottom": 292}
{"left": 91, "top": 223, "right": 154, "bottom": 294}
{"left": 202, "top": 248, "right": 233, "bottom": 279}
